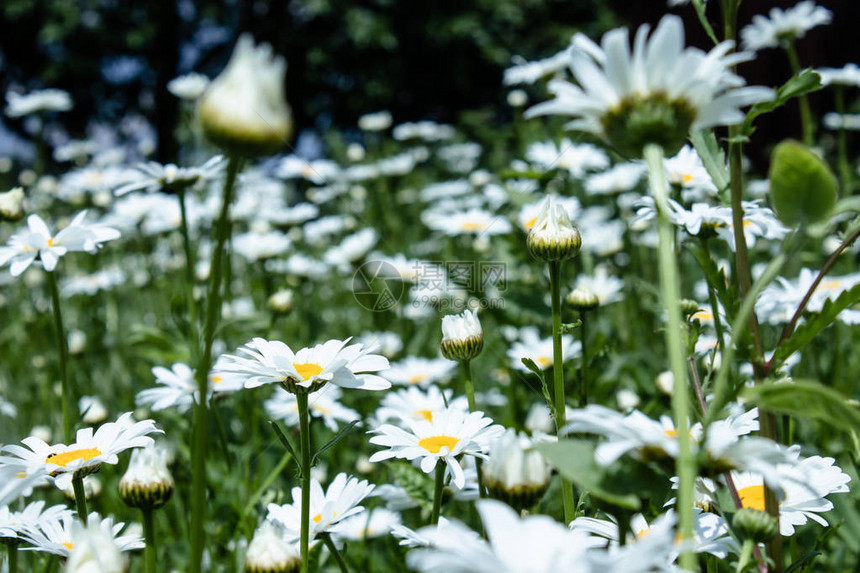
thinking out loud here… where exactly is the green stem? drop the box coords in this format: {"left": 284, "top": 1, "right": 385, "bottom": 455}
{"left": 736, "top": 539, "right": 755, "bottom": 573}
{"left": 297, "top": 392, "right": 312, "bottom": 573}
{"left": 176, "top": 187, "right": 199, "bottom": 346}
{"left": 644, "top": 144, "right": 695, "bottom": 571}
{"left": 579, "top": 311, "right": 588, "bottom": 407}
{"left": 785, "top": 41, "right": 814, "bottom": 146}
{"left": 431, "top": 462, "right": 445, "bottom": 525}
{"left": 700, "top": 238, "right": 727, "bottom": 358}
{"left": 321, "top": 533, "right": 349, "bottom": 573}
{"left": 835, "top": 87, "right": 852, "bottom": 196}
{"left": 549, "top": 261, "right": 575, "bottom": 525}
{"left": 189, "top": 154, "right": 241, "bottom": 573}
{"left": 72, "top": 474, "right": 88, "bottom": 525}
{"left": 7, "top": 543, "right": 17, "bottom": 573}
{"left": 142, "top": 507, "right": 157, "bottom": 573}
{"left": 459, "top": 359, "right": 486, "bottom": 498}
{"left": 46, "top": 271, "right": 72, "bottom": 443}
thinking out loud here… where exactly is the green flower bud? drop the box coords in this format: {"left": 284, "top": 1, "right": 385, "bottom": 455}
{"left": 679, "top": 299, "right": 700, "bottom": 317}
{"left": 245, "top": 521, "right": 301, "bottom": 573}
{"left": 567, "top": 286, "right": 599, "bottom": 311}
{"left": 602, "top": 94, "right": 697, "bottom": 159}
{"left": 527, "top": 197, "right": 582, "bottom": 262}
{"left": 768, "top": 140, "right": 837, "bottom": 227}
{"left": 440, "top": 309, "right": 483, "bottom": 361}
{"left": 119, "top": 445, "right": 174, "bottom": 510}
{"left": 733, "top": 508, "right": 779, "bottom": 543}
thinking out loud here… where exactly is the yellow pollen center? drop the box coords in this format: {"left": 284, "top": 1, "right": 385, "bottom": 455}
{"left": 313, "top": 514, "right": 322, "bottom": 524}
{"left": 63, "top": 542, "right": 73, "bottom": 551}
{"left": 738, "top": 485, "right": 766, "bottom": 511}
{"left": 537, "top": 356, "right": 551, "bottom": 368}
{"left": 46, "top": 447, "right": 101, "bottom": 468}
{"left": 408, "top": 374, "right": 428, "bottom": 384}
{"left": 415, "top": 409, "right": 434, "bottom": 421}
{"left": 210, "top": 376, "right": 222, "bottom": 385}
{"left": 47, "top": 238, "right": 55, "bottom": 247}
{"left": 822, "top": 279, "right": 843, "bottom": 290}
{"left": 664, "top": 429, "right": 679, "bottom": 438}
{"left": 461, "top": 221, "right": 484, "bottom": 232}
{"left": 418, "top": 435, "right": 460, "bottom": 454}
{"left": 525, "top": 216, "right": 538, "bottom": 230}
{"left": 681, "top": 173, "right": 694, "bottom": 185}
{"left": 293, "top": 362, "right": 323, "bottom": 381}
{"left": 692, "top": 310, "right": 713, "bottom": 322}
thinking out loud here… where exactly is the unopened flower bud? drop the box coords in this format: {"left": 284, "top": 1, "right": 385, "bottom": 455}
{"left": 244, "top": 521, "right": 301, "bottom": 573}
{"left": 65, "top": 521, "right": 127, "bottom": 573}
{"left": 197, "top": 35, "right": 292, "bottom": 157}
{"left": 733, "top": 508, "right": 778, "bottom": 543}
{"left": 0, "top": 187, "right": 25, "bottom": 221}
{"left": 527, "top": 197, "right": 582, "bottom": 262}
{"left": 267, "top": 289, "right": 294, "bottom": 315}
{"left": 567, "top": 286, "right": 599, "bottom": 311}
{"left": 440, "top": 309, "right": 483, "bottom": 361}
{"left": 484, "top": 430, "right": 551, "bottom": 511}
{"left": 679, "top": 299, "right": 700, "bottom": 317}
{"left": 119, "top": 444, "right": 174, "bottom": 510}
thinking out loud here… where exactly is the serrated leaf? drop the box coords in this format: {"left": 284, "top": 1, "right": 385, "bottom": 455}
{"left": 741, "top": 69, "right": 822, "bottom": 137}
{"left": 389, "top": 462, "right": 434, "bottom": 513}
{"left": 521, "top": 358, "right": 555, "bottom": 415}
{"left": 771, "top": 283, "right": 860, "bottom": 370}
{"left": 745, "top": 380, "right": 860, "bottom": 434}
{"left": 536, "top": 440, "right": 641, "bottom": 511}
{"left": 560, "top": 319, "right": 582, "bottom": 334}
{"left": 311, "top": 420, "right": 360, "bottom": 467}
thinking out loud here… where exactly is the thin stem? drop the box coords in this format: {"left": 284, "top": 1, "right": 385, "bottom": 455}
{"left": 46, "top": 271, "right": 72, "bottom": 443}
{"left": 736, "top": 539, "right": 755, "bottom": 573}
{"left": 767, "top": 223, "right": 860, "bottom": 373}
{"left": 785, "top": 41, "right": 814, "bottom": 146}
{"left": 297, "top": 392, "right": 312, "bottom": 573}
{"left": 72, "top": 474, "right": 88, "bottom": 525}
{"left": 549, "top": 261, "right": 575, "bottom": 525}
{"left": 700, "top": 238, "right": 727, "bottom": 356}
{"left": 189, "top": 154, "right": 241, "bottom": 573}
{"left": 644, "top": 143, "right": 695, "bottom": 571}
{"left": 431, "top": 462, "right": 445, "bottom": 525}
{"left": 579, "top": 311, "right": 588, "bottom": 407}
{"left": 835, "top": 87, "right": 852, "bottom": 196}
{"left": 7, "top": 544, "right": 17, "bottom": 573}
{"left": 142, "top": 507, "right": 157, "bottom": 573}
{"left": 459, "top": 360, "right": 486, "bottom": 498}
{"left": 760, "top": 411, "right": 784, "bottom": 571}
{"left": 321, "top": 533, "right": 349, "bottom": 573}
{"left": 176, "top": 187, "right": 199, "bottom": 347}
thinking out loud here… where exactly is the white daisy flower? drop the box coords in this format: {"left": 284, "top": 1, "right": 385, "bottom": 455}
{"left": 136, "top": 362, "right": 240, "bottom": 414}
{"left": 358, "top": 110, "right": 393, "bottom": 132}
{"left": 422, "top": 207, "right": 513, "bottom": 237}
{"left": 167, "top": 72, "right": 211, "bottom": 100}
{"left": 573, "top": 265, "right": 625, "bottom": 305}
{"left": 368, "top": 407, "right": 504, "bottom": 489}
{"left": 0, "top": 501, "right": 73, "bottom": 542}
{"left": 264, "top": 386, "right": 360, "bottom": 432}
{"left": 525, "top": 139, "right": 610, "bottom": 178}
{"left": 816, "top": 64, "right": 860, "bottom": 88}
{"left": 584, "top": 162, "right": 646, "bottom": 195}
{"left": 503, "top": 45, "right": 574, "bottom": 86}
{"left": 508, "top": 326, "right": 581, "bottom": 372}
{"left": 517, "top": 195, "right": 581, "bottom": 231}
{"left": 390, "top": 516, "right": 462, "bottom": 548}
{"left": 526, "top": 15, "right": 773, "bottom": 158}
{"left": 19, "top": 511, "right": 143, "bottom": 558}
{"left": 741, "top": 1, "right": 832, "bottom": 52}
{"left": 5, "top": 89, "right": 72, "bottom": 117}
{"left": 392, "top": 121, "right": 455, "bottom": 142}
{"left": 729, "top": 448, "right": 850, "bottom": 536}
{"left": 331, "top": 507, "right": 402, "bottom": 541}
{"left": 114, "top": 155, "right": 225, "bottom": 196}
{"left": 232, "top": 229, "right": 292, "bottom": 262}
{"left": 64, "top": 519, "right": 128, "bottom": 573}
{"left": 276, "top": 156, "right": 340, "bottom": 185}
{"left": 374, "top": 385, "right": 469, "bottom": 424}
{"left": 217, "top": 337, "right": 390, "bottom": 393}
{"left": 382, "top": 356, "right": 457, "bottom": 388}
{"left": 0, "top": 412, "right": 161, "bottom": 490}
{"left": 664, "top": 145, "right": 718, "bottom": 199}
{"left": 0, "top": 211, "right": 121, "bottom": 276}
{"left": 266, "top": 473, "right": 374, "bottom": 541}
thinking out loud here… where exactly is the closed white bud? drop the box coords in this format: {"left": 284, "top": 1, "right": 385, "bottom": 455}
{"left": 197, "top": 35, "right": 292, "bottom": 157}
{"left": 64, "top": 521, "right": 127, "bottom": 573}
{"left": 440, "top": 309, "right": 483, "bottom": 361}
{"left": 526, "top": 196, "right": 581, "bottom": 262}
{"left": 484, "top": 430, "right": 551, "bottom": 511}
{"left": 0, "top": 187, "right": 25, "bottom": 221}
{"left": 244, "top": 521, "right": 301, "bottom": 573}
{"left": 119, "top": 444, "right": 174, "bottom": 509}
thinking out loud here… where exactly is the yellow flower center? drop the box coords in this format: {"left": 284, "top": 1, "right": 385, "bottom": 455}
{"left": 47, "top": 238, "right": 55, "bottom": 247}
{"left": 664, "top": 429, "right": 678, "bottom": 438}
{"left": 692, "top": 309, "right": 713, "bottom": 322}
{"left": 210, "top": 376, "right": 223, "bottom": 385}
{"left": 293, "top": 362, "right": 323, "bottom": 381}
{"left": 821, "top": 279, "right": 843, "bottom": 290}
{"left": 408, "top": 374, "right": 427, "bottom": 384}
{"left": 738, "top": 484, "right": 766, "bottom": 511}
{"left": 63, "top": 542, "right": 73, "bottom": 551}
{"left": 525, "top": 216, "right": 538, "bottom": 230}
{"left": 418, "top": 435, "right": 460, "bottom": 454}
{"left": 461, "top": 221, "right": 484, "bottom": 232}
{"left": 536, "top": 356, "right": 551, "bottom": 368}
{"left": 681, "top": 173, "right": 694, "bottom": 185}
{"left": 46, "top": 447, "right": 102, "bottom": 468}
{"left": 414, "top": 409, "right": 434, "bottom": 421}
{"left": 313, "top": 511, "right": 336, "bottom": 524}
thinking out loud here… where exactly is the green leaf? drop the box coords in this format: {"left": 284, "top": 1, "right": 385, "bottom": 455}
{"left": 770, "top": 283, "right": 860, "bottom": 371}
{"left": 690, "top": 130, "right": 729, "bottom": 195}
{"left": 521, "top": 358, "right": 554, "bottom": 415}
{"left": 741, "top": 69, "right": 822, "bottom": 137}
{"left": 784, "top": 552, "right": 822, "bottom": 573}
{"left": 389, "top": 462, "right": 434, "bottom": 513}
{"left": 536, "top": 440, "right": 641, "bottom": 511}
{"left": 269, "top": 421, "right": 300, "bottom": 475}
{"left": 769, "top": 140, "right": 838, "bottom": 227}
{"left": 560, "top": 319, "right": 582, "bottom": 334}
{"left": 311, "top": 420, "right": 360, "bottom": 467}
{"left": 745, "top": 379, "right": 860, "bottom": 434}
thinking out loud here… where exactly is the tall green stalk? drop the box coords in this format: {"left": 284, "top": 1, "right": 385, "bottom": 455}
{"left": 459, "top": 359, "right": 486, "bottom": 498}
{"left": 176, "top": 187, "right": 199, "bottom": 344}
{"left": 835, "top": 87, "right": 852, "bottom": 196}
{"left": 785, "top": 41, "right": 814, "bottom": 146}
{"left": 321, "top": 533, "right": 350, "bottom": 573}
{"left": 142, "top": 507, "right": 157, "bottom": 573}
{"left": 644, "top": 144, "right": 695, "bottom": 571}
{"left": 549, "top": 261, "right": 575, "bottom": 525}
{"left": 431, "top": 462, "right": 445, "bottom": 525}
{"left": 46, "top": 271, "right": 72, "bottom": 443}
{"left": 579, "top": 311, "right": 589, "bottom": 407}
{"left": 72, "top": 474, "right": 88, "bottom": 525}
{"left": 189, "top": 155, "right": 240, "bottom": 573}
{"left": 297, "top": 392, "right": 312, "bottom": 573}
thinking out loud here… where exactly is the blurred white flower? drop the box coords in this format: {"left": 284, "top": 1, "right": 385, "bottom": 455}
{"left": 741, "top": 1, "right": 832, "bottom": 51}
